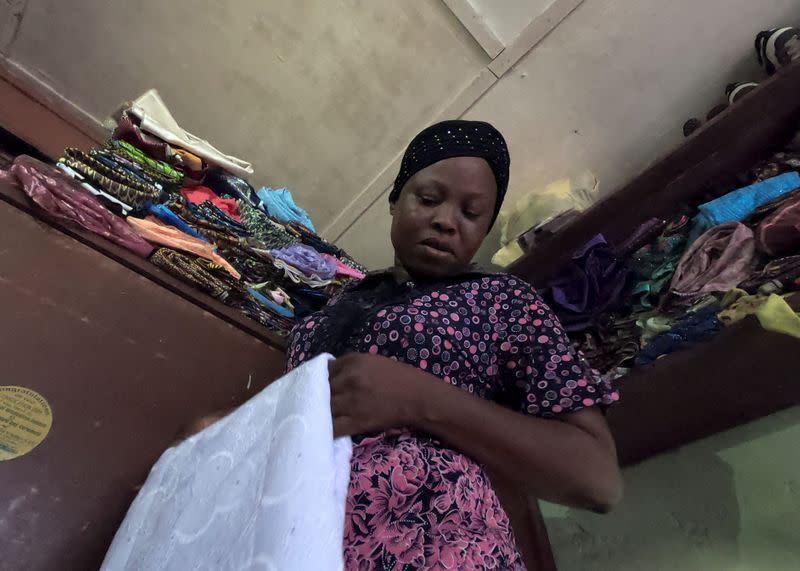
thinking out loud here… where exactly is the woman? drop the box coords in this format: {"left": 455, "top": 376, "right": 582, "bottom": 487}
{"left": 285, "top": 120, "right": 622, "bottom": 570}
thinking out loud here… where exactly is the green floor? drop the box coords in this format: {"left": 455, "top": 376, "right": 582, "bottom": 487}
{"left": 543, "top": 407, "right": 800, "bottom": 571}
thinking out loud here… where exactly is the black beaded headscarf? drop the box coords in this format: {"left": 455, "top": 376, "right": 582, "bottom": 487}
{"left": 297, "top": 121, "right": 509, "bottom": 360}
{"left": 389, "top": 119, "right": 510, "bottom": 227}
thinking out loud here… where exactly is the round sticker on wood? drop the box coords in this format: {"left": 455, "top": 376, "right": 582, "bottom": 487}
{"left": 0, "top": 386, "right": 53, "bottom": 461}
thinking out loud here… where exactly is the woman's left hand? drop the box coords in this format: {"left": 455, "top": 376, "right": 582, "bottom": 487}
{"left": 328, "top": 353, "right": 430, "bottom": 437}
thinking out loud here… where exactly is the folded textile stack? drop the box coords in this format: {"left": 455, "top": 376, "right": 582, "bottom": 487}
{"left": 2, "top": 90, "right": 365, "bottom": 339}
{"left": 540, "top": 122, "right": 800, "bottom": 381}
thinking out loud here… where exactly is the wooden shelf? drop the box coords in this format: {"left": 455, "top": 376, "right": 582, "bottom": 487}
{"left": 608, "top": 312, "right": 800, "bottom": 466}
{"left": 510, "top": 62, "right": 800, "bottom": 466}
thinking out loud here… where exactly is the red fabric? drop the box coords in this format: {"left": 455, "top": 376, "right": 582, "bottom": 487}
{"left": 180, "top": 186, "right": 241, "bottom": 221}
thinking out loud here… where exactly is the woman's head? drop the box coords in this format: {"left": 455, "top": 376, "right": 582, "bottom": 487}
{"left": 389, "top": 120, "right": 510, "bottom": 278}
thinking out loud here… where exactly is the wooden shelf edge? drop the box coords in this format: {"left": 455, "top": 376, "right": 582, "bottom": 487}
{"left": 609, "top": 315, "right": 800, "bottom": 467}
{"left": 0, "top": 181, "right": 288, "bottom": 352}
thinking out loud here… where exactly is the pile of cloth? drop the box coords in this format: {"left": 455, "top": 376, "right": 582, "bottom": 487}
{"left": 1, "top": 90, "right": 365, "bottom": 338}
{"left": 539, "top": 127, "right": 800, "bottom": 382}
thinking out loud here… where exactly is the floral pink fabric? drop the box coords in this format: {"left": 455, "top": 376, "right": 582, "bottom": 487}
{"left": 287, "top": 273, "right": 618, "bottom": 570}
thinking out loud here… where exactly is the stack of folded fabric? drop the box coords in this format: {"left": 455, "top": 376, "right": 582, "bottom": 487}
{"left": 2, "top": 89, "right": 366, "bottom": 338}
{"left": 540, "top": 122, "right": 800, "bottom": 381}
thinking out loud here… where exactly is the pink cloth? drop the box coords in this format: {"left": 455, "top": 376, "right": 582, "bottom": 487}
{"left": 127, "top": 216, "right": 241, "bottom": 279}
{"left": 181, "top": 186, "right": 241, "bottom": 221}
{"left": 322, "top": 254, "right": 365, "bottom": 280}
{"left": 1, "top": 155, "right": 153, "bottom": 257}
{"left": 670, "top": 221, "right": 755, "bottom": 299}
{"left": 756, "top": 192, "right": 800, "bottom": 256}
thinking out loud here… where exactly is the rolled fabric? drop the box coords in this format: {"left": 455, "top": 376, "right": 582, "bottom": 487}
{"left": 107, "top": 139, "right": 183, "bottom": 183}
{"left": 181, "top": 186, "right": 242, "bottom": 222}
{"left": 272, "top": 244, "right": 336, "bottom": 280}
{"left": 2, "top": 155, "right": 153, "bottom": 257}
{"left": 697, "top": 172, "right": 800, "bottom": 227}
{"left": 636, "top": 306, "right": 722, "bottom": 365}
{"left": 322, "top": 254, "right": 365, "bottom": 280}
{"left": 147, "top": 203, "right": 207, "bottom": 241}
{"left": 173, "top": 148, "right": 203, "bottom": 172}
{"left": 755, "top": 191, "right": 800, "bottom": 256}
{"left": 739, "top": 255, "right": 800, "bottom": 294}
{"left": 257, "top": 187, "right": 316, "bottom": 232}
{"left": 205, "top": 169, "right": 260, "bottom": 206}
{"left": 128, "top": 216, "right": 240, "bottom": 279}
{"left": 670, "top": 221, "right": 755, "bottom": 299}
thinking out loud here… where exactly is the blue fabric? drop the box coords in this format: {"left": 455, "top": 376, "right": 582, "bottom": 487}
{"left": 146, "top": 203, "right": 207, "bottom": 241}
{"left": 247, "top": 288, "right": 295, "bottom": 318}
{"left": 636, "top": 306, "right": 722, "bottom": 365}
{"left": 256, "top": 187, "right": 316, "bottom": 232}
{"left": 698, "top": 172, "right": 800, "bottom": 227}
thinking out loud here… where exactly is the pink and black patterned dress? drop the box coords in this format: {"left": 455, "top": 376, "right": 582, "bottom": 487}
{"left": 286, "top": 272, "right": 619, "bottom": 570}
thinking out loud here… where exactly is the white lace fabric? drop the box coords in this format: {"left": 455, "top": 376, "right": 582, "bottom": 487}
{"left": 102, "top": 354, "right": 351, "bottom": 571}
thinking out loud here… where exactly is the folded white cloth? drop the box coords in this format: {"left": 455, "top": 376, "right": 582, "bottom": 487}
{"left": 126, "top": 89, "right": 255, "bottom": 179}
{"left": 101, "top": 354, "right": 351, "bottom": 571}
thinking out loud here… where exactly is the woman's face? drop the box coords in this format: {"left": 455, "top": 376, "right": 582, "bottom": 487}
{"left": 390, "top": 156, "right": 497, "bottom": 278}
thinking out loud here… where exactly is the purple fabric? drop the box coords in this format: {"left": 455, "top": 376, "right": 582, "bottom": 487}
{"left": 1, "top": 155, "right": 154, "bottom": 257}
{"left": 670, "top": 221, "right": 755, "bottom": 299}
{"left": 541, "top": 234, "right": 630, "bottom": 331}
{"left": 756, "top": 191, "right": 800, "bottom": 256}
{"left": 272, "top": 244, "right": 336, "bottom": 279}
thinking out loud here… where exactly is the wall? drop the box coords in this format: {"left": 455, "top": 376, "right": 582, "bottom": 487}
{"left": 336, "top": 0, "right": 800, "bottom": 268}
{"left": 469, "top": 0, "right": 553, "bottom": 45}
{"left": 543, "top": 406, "right": 800, "bottom": 571}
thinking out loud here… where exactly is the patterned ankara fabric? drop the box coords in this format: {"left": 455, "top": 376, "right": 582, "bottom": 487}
{"left": 287, "top": 272, "right": 618, "bottom": 570}
{"left": 107, "top": 139, "right": 183, "bottom": 183}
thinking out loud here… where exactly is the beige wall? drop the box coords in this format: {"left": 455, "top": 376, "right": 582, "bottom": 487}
{"left": 469, "top": 0, "right": 553, "bottom": 45}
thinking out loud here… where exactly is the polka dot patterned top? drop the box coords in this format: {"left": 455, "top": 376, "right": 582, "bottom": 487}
{"left": 287, "top": 272, "right": 619, "bottom": 570}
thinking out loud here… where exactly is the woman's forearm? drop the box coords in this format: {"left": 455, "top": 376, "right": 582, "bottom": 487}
{"left": 409, "top": 370, "right": 622, "bottom": 512}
